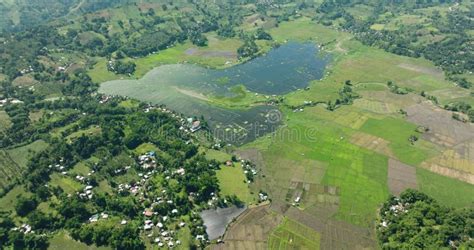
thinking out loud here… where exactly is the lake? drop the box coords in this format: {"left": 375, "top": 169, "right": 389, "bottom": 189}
{"left": 99, "top": 42, "right": 330, "bottom": 144}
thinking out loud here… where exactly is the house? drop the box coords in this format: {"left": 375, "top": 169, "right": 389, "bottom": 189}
{"left": 190, "top": 120, "right": 201, "bottom": 132}
{"left": 196, "top": 235, "right": 205, "bottom": 241}
{"left": 144, "top": 209, "right": 153, "bottom": 217}
{"left": 294, "top": 196, "right": 301, "bottom": 203}
{"left": 175, "top": 168, "right": 185, "bottom": 175}
{"left": 89, "top": 214, "right": 99, "bottom": 223}
{"left": 225, "top": 160, "right": 233, "bottom": 167}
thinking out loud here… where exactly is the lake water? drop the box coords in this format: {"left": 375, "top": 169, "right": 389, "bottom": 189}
{"left": 99, "top": 42, "right": 329, "bottom": 144}
{"left": 200, "top": 206, "right": 247, "bottom": 240}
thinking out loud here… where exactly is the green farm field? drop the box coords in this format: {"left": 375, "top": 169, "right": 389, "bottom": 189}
{"left": 216, "top": 164, "right": 254, "bottom": 204}
{"left": 268, "top": 217, "right": 321, "bottom": 250}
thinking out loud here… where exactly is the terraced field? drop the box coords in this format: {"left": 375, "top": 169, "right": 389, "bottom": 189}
{"left": 0, "top": 140, "right": 49, "bottom": 191}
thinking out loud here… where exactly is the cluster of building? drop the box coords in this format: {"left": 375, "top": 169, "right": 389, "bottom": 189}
{"left": 142, "top": 218, "right": 185, "bottom": 248}
{"left": 11, "top": 224, "right": 33, "bottom": 234}
{"left": 19, "top": 65, "right": 34, "bottom": 75}
{"left": 143, "top": 105, "right": 202, "bottom": 134}
{"left": 0, "top": 98, "right": 23, "bottom": 107}
{"left": 380, "top": 199, "right": 409, "bottom": 228}
{"left": 89, "top": 212, "right": 109, "bottom": 223}
{"left": 179, "top": 117, "right": 201, "bottom": 133}
{"left": 78, "top": 185, "right": 94, "bottom": 200}
{"left": 241, "top": 159, "right": 258, "bottom": 183}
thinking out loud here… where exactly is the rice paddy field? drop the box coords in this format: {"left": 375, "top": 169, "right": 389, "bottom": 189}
{"left": 268, "top": 217, "right": 321, "bottom": 250}
{"left": 232, "top": 19, "right": 473, "bottom": 249}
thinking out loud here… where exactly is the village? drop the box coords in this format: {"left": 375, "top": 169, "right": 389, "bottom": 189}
{"left": 27, "top": 98, "right": 263, "bottom": 248}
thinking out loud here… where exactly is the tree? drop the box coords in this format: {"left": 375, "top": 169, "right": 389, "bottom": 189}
{"left": 190, "top": 32, "right": 208, "bottom": 47}
{"left": 237, "top": 39, "right": 259, "bottom": 59}
{"left": 15, "top": 196, "right": 38, "bottom": 217}
{"left": 28, "top": 211, "right": 54, "bottom": 230}
{"left": 255, "top": 28, "right": 272, "bottom": 40}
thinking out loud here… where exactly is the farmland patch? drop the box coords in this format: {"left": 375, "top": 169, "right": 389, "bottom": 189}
{"left": 387, "top": 158, "right": 418, "bottom": 196}
{"left": 268, "top": 217, "right": 321, "bottom": 250}
{"left": 212, "top": 204, "right": 282, "bottom": 250}
{"left": 350, "top": 132, "right": 395, "bottom": 158}
{"left": 405, "top": 102, "right": 474, "bottom": 147}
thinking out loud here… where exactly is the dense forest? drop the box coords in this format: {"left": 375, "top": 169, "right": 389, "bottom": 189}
{"left": 378, "top": 189, "right": 474, "bottom": 249}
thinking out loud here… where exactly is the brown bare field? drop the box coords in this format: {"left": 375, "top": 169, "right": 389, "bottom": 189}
{"left": 405, "top": 102, "right": 474, "bottom": 147}
{"left": 398, "top": 63, "right": 444, "bottom": 78}
{"left": 353, "top": 98, "right": 397, "bottom": 114}
{"left": 359, "top": 91, "right": 423, "bottom": 109}
{"left": 184, "top": 48, "right": 236, "bottom": 58}
{"left": 350, "top": 131, "right": 395, "bottom": 158}
{"left": 420, "top": 162, "right": 474, "bottom": 185}
{"left": 387, "top": 158, "right": 418, "bottom": 196}
{"left": 212, "top": 204, "right": 283, "bottom": 250}
{"left": 284, "top": 207, "right": 376, "bottom": 249}
{"left": 423, "top": 147, "right": 474, "bottom": 175}
{"left": 245, "top": 14, "right": 262, "bottom": 24}
{"left": 454, "top": 140, "right": 474, "bottom": 162}
{"left": 12, "top": 75, "right": 38, "bottom": 87}
{"left": 237, "top": 148, "right": 327, "bottom": 203}
{"left": 405, "top": 102, "right": 474, "bottom": 183}
{"left": 173, "top": 87, "right": 210, "bottom": 102}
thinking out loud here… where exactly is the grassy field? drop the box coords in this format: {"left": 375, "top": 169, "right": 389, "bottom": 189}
{"left": 0, "top": 110, "right": 12, "bottom": 132}
{"left": 0, "top": 140, "right": 49, "bottom": 190}
{"left": 416, "top": 167, "right": 474, "bottom": 207}
{"left": 0, "top": 186, "right": 31, "bottom": 213}
{"left": 49, "top": 231, "right": 111, "bottom": 250}
{"left": 66, "top": 126, "right": 102, "bottom": 142}
{"left": 360, "top": 117, "right": 437, "bottom": 166}
{"left": 49, "top": 173, "right": 83, "bottom": 194}
{"left": 269, "top": 17, "right": 344, "bottom": 44}
{"left": 203, "top": 148, "right": 232, "bottom": 163}
{"left": 268, "top": 217, "right": 321, "bottom": 250}
{"left": 285, "top": 37, "right": 471, "bottom": 107}
{"left": 88, "top": 33, "right": 242, "bottom": 83}
{"left": 216, "top": 163, "right": 254, "bottom": 204}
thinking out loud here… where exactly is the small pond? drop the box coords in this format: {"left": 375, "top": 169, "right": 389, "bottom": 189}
{"left": 200, "top": 205, "right": 247, "bottom": 240}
